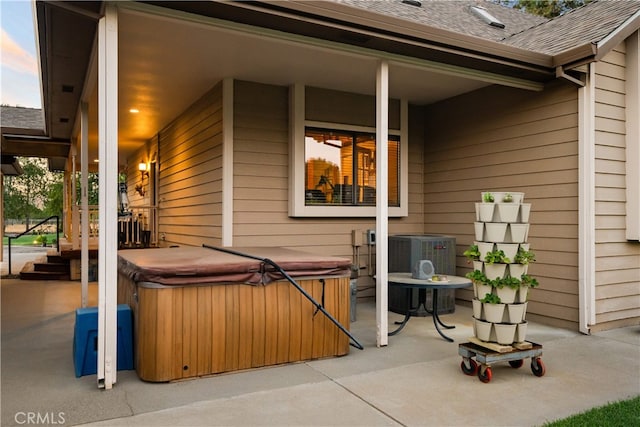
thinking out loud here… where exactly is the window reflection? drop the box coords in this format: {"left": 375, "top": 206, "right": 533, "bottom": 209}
{"left": 305, "top": 128, "right": 399, "bottom": 206}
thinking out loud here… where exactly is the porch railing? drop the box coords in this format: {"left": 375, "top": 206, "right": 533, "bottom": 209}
{"left": 72, "top": 205, "right": 157, "bottom": 248}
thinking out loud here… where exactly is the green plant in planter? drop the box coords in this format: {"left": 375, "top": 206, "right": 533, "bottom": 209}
{"left": 483, "top": 192, "right": 495, "bottom": 203}
{"left": 495, "top": 276, "right": 521, "bottom": 290}
{"left": 521, "top": 274, "right": 539, "bottom": 288}
{"left": 465, "top": 270, "right": 488, "bottom": 285}
{"left": 484, "top": 249, "right": 511, "bottom": 264}
{"left": 502, "top": 193, "right": 513, "bottom": 202}
{"left": 480, "top": 293, "right": 502, "bottom": 304}
{"left": 463, "top": 244, "right": 480, "bottom": 262}
{"left": 515, "top": 247, "right": 536, "bottom": 265}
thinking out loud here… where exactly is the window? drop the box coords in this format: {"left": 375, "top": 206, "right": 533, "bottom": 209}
{"left": 289, "top": 84, "right": 408, "bottom": 217}
{"left": 304, "top": 128, "right": 400, "bottom": 207}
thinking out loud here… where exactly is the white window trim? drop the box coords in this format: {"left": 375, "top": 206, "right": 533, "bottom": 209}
{"left": 289, "top": 84, "right": 409, "bottom": 217}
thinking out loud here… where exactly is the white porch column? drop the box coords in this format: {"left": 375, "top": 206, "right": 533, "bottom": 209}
{"left": 97, "top": 3, "right": 119, "bottom": 389}
{"left": 222, "top": 78, "right": 234, "bottom": 246}
{"left": 376, "top": 61, "right": 389, "bottom": 347}
{"left": 80, "top": 102, "right": 90, "bottom": 308}
{"left": 578, "top": 65, "right": 596, "bottom": 335}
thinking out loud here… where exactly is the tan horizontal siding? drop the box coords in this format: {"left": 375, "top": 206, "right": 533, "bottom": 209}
{"left": 424, "top": 80, "right": 579, "bottom": 328}
{"left": 158, "top": 83, "right": 224, "bottom": 247}
{"left": 232, "top": 80, "right": 424, "bottom": 268}
{"left": 592, "top": 43, "right": 640, "bottom": 328}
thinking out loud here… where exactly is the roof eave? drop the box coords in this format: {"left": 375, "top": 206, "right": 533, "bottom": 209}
{"left": 250, "top": 0, "right": 554, "bottom": 70}
{"left": 552, "top": 43, "right": 597, "bottom": 69}
{"left": 595, "top": 8, "right": 640, "bottom": 62}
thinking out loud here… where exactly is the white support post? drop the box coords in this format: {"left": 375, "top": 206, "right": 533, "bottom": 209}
{"left": 71, "top": 149, "right": 79, "bottom": 250}
{"left": 578, "top": 64, "right": 596, "bottom": 335}
{"left": 625, "top": 31, "right": 640, "bottom": 240}
{"left": 97, "top": 3, "right": 119, "bottom": 389}
{"left": 81, "top": 102, "right": 89, "bottom": 308}
{"left": 222, "top": 78, "right": 234, "bottom": 247}
{"left": 376, "top": 61, "right": 389, "bottom": 347}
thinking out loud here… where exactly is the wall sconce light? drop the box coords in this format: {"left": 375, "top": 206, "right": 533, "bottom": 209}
{"left": 135, "top": 162, "right": 149, "bottom": 197}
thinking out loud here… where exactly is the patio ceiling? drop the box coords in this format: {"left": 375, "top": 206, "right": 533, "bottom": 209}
{"left": 84, "top": 5, "right": 492, "bottom": 168}
{"left": 37, "top": 1, "right": 554, "bottom": 170}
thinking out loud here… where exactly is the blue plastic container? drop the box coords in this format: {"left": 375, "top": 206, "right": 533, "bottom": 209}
{"left": 73, "top": 304, "right": 134, "bottom": 377}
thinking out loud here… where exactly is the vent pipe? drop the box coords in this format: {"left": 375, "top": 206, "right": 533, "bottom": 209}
{"left": 470, "top": 6, "right": 505, "bottom": 28}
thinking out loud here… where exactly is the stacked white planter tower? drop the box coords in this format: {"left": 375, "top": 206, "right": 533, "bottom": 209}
{"left": 471, "top": 192, "right": 532, "bottom": 346}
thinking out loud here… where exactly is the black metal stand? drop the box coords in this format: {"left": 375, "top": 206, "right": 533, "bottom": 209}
{"left": 389, "top": 288, "right": 456, "bottom": 341}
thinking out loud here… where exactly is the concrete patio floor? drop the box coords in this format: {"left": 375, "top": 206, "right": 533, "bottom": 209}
{"left": 1, "top": 277, "right": 638, "bottom": 427}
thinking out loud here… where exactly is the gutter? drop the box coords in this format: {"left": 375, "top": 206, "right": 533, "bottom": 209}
{"left": 241, "top": 0, "right": 554, "bottom": 74}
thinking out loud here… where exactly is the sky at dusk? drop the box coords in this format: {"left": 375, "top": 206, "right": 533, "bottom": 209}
{"left": 1, "top": 0, "right": 41, "bottom": 108}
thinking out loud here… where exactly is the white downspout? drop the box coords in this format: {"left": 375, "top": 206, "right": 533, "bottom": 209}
{"left": 578, "top": 64, "right": 596, "bottom": 334}
{"left": 97, "top": 3, "right": 119, "bottom": 389}
{"left": 376, "top": 61, "right": 389, "bottom": 347}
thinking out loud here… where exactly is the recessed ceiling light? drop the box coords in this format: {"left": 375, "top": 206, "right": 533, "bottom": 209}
{"left": 129, "top": 108, "right": 140, "bottom": 114}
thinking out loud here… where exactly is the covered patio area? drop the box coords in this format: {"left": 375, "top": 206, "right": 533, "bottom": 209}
{"left": 2, "top": 277, "right": 638, "bottom": 426}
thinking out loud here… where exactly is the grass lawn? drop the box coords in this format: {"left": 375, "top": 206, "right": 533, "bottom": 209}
{"left": 3, "top": 233, "right": 59, "bottom": 246}
{"left": 543, "top": 395, "right": 640, "bottom": 426}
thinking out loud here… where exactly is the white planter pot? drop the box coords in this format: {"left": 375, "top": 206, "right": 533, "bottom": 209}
{"left": 519, "top": 203, "right": 532, "bottom": 223}
{"left": 495, "top": 203, "right": 520, "bottom": 223}
{"left": 496, "top": 286, "right": 517, "bottom": 304}
{"left": 476, "top": 283, "right": 493, "bottom": 300}
{"left": 474, "top": 222, "right": 485, "bottom": 241}
{"left": 484, "top": 263, "right": 507, "bottom": 280}
{"left": 494, "top": 323, "right": 517, "bottom": 345}
{"left": 474, "top": 318, "right": 493, "bottom": 342}
{"left": 485, "top": 223, "right": 508, "bottom": 243}
{"left": 489, "top": 192, "right": 525, "bottom": 204}
{"left": 483, "top": 303, "right": 506, "bottom": 323}
{"left": 472, "top": 298, "right": 484, "bottom": 320}
{"left": 517, "top": 287, "right": 529, "bottom": 303}
{"left": 519, "top": 243, "right": 530, "bottom": 252}
{"left": 497, "top": 243, "right": 519, "bottom": 262}
{"left": 507, "top": 303, "right": 527, "bottom": 324}
{"left": 508, "top": 263, "right": 528, "bottom": 279}
{"left": 516, "top": 321, "right": 528, "bottom": 343}
{"left": 507, "top": 223, "right": 530, "bottom": 243}
{"left": 476, "top": 241, "right": 494, "bottom": 261}
{"left": 473, "top": 260, "right": 484, "bottom": 273}
{"left": 476, "top": 203, "right": 495, "bottom": 222}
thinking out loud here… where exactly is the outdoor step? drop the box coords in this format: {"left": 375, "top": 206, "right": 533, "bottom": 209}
{"left": 20, "top": 271, "right": 71, "bottom": 281}
{"left": 34, "top": 262, "right": 70, "bottom": 273}
{"left": 19, "top": 261, "right": 71, "bottom": 281}
{"left": 46, "top": 255, "right": 69, "bottom": 264}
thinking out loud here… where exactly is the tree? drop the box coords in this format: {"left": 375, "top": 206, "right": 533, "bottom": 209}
{"left": 3, "top": 157, "right": 61, "bottom": 231}
{"left": 501, "top": 0, "right": 589, "bottom": 18}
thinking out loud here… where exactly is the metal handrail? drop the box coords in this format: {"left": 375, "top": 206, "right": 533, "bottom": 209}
{"left": 7, "top": 215, "right": 59, "bottom": 275}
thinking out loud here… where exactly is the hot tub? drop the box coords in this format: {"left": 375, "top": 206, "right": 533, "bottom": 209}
{"left": 117, "top": 246, "right": 352, "bottom": 382}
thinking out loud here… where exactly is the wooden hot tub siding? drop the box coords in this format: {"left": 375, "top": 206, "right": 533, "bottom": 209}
{"left": 118, "top": 273, "right": 351, "bottom": 382}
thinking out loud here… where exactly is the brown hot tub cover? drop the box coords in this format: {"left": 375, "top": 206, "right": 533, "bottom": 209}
{"left": 117, "top": 246, "right": 352, "bottom": 286}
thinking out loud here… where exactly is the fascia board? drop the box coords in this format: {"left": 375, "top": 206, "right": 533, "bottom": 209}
{"left": 552, "top": 43, "right": 597, "bottom": 68}
{"left": 595, "top": 9, "right": 640, "bottom": 61}
{"left": 248, "top": 0, "right": 554, "bottom": 69}
{"left": 552, "top": 8, "right": 640, "bottom": 68}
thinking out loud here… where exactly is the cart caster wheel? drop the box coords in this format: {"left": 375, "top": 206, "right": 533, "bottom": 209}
{"left": 478, "top": 366, "right": 492, "bottom": 383}
{"left": 461, "top": 359, "right": 478, "bottom": 376}
{"left": 509, "top": 359, "right": 524, "bottom": 369}
{"left": 531, "top": 357, "right": 546, "bottom": 377}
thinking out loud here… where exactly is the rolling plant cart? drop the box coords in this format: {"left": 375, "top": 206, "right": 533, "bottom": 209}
{"left": 458, "top": 340, "right": 545, "bottom": 383}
